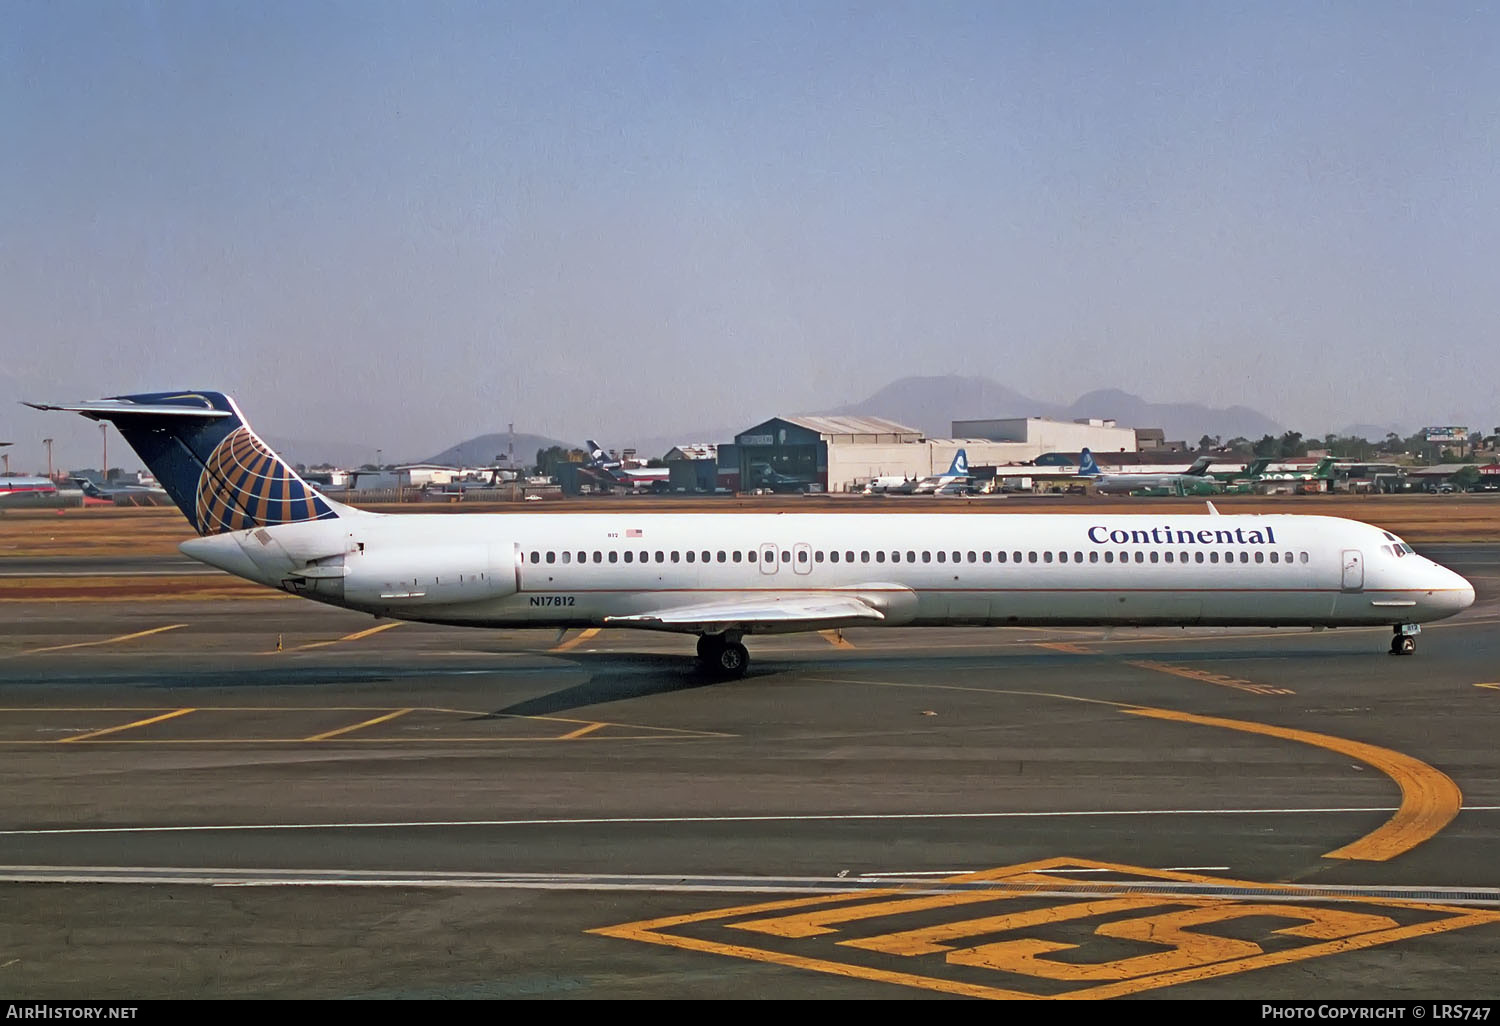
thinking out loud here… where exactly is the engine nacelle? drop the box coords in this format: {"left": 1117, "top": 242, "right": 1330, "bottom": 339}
{"left": 343, "top": 542, "right": 515, "bottom": 608}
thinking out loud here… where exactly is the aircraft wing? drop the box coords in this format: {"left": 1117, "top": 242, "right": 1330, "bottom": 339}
{"left": 604, "top": 593, "right": 886, "bottom": 633}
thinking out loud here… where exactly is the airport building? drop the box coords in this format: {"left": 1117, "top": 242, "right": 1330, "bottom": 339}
{"left": 732, "top": 415, "right": 1141, "bottom": 492}
{"left": 951, "top": 417, "right": 1139, "bottom": 456}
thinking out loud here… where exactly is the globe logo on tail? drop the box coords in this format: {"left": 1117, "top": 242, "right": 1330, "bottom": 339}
{"left": 194, "top": 427, "right": 335, "bottom": 534}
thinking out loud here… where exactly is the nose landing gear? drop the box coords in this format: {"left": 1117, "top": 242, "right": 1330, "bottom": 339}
{"left": 697, "top": 632, "right": 749, "bottom": 678}
{"left": 1389, "top": 624, "right": 1419, "bottom": 655}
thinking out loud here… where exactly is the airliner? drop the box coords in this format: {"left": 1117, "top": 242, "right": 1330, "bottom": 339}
{"left": 585, "top": 440, "right": 670, "bottom": 491}
{"left": 1078, "top": 448, "right": 1219, "bottom": 496}
{"left": 27, "top": 391, "right": 1475, "bottom": 676}
{"left": 903, "top": 449, "right": 973, "bottom": 495}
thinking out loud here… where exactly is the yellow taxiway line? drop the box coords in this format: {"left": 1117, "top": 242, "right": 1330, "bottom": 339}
{"left": 551, "top": 628, "right": 601, "bottom": 652}
{"left": 58, "top": 707, "right": 196, "bottom": 743}
{"left": 820, "top": 630, "right": 855, "bottom": 649}
{"left": 303, "top": 708, "right": 413, "bottom": 741}
{"left": 284, "top": 621, "right": 405, "bottom": 652}
{"left": 22, "top": 623, "right": 188, "bottom": 655}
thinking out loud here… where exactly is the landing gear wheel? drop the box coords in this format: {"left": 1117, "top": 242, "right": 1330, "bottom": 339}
{"left": 715, "top": 642, "right": 749, "bottom": 679}
{"left": 1390, "top": 635, "right": 1416, "bottom": 655}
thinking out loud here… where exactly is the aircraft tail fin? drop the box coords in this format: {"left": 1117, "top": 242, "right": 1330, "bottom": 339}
{"left": 1186, "top": 456, "right": 1214, "bottom": 476}
{"left": 26, "top": 391, "right": 343, "bottom": 536}
{"left": 1077, "top": 448, "right": 1101, "bottom": 477}
{"left": 947, "top": 449, "right": 969, "bottom": 476}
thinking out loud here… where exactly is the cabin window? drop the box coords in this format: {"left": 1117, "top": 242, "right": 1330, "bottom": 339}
{"left": 907, "top": 550, "right": 916, "bottom": 562}
{"left": 1149, "top": 551, "right": 1159, "bottom": 563}
{"left": 529, "top": 551, "right": 540, "bottom": 564}
{"left": 1163, "top": 552, "right": 1173, "bottom": 563}
{"left": 702, "top": 550, "right": 711, "bottom": 562}
{"left": 887, "top": 551, "right": 898, "bottom": 563}
{"left": 717, "top": 551, "right": 727, "bottom": 563}
{"left": 1104, "top": 551, "right": 1114, "bottom": 563}
{"left": 1043, "top": 551, "right": 1053, "bottom": 563}
{"left": 578, "top": 551, "right": 587, "bottom": 563}
{"left": 1028, "top": 551, "right": 1038, "bottom": 563}
{"left": 1300, "top": 552, "right": 1309, "bottom": 563}
{"left": 1012, "top": 551, "right": 1022, "bottom": 563}
{"left": 860, "top": 551, "right": 870, "bottom": 563}
{"left": 845, "top": 551, "right": 855, "bottom": 563}
{"left": 732, "top": 551, "right": 741, "bottom": 562}
{"left": 1058, "top": 551, "right": 1068, "bottom": 563}
{"left": 670, "top": 551, "right": 680, "bottom": 563}
{"left": 815, "top": 551, "right": 824, "bottom": 563}
{"left": 1269, "top": 551, "right": 1279, "bottom": 563}
{"left": 609, "top": 551, "right": 619, "bottom": 563}
{"left": 641, "top": 550, "right": 649, "bottom": 563}
{"left": 1133, "top": 552, "right": 1144, "bottom": 564}
{"left": 876, "top": 551, "right": 886, "bottom": 563}
{"left": 830, "top": 551, "right": 840, "bottom": 563}
{"left": 922, "top": 551, "right": 932, "bottom": 563}
{"left": 1089, "top": 551, "right": 1099, "bottom": 563}
{"left": 1195, "top": 552, "right": 1204, "bottom": 564}
{"left": 781, "top": 550, "right": 792, "bottom": 563}
{"left": 685, "top": 551, "right": 695, "bottom": 563}
{"left": 1119, "top": 551, "right": 1128, "bottom": 563}
{"left": 656, "top": 551, "right": 665, "bottom": 563}
{"left": 1180, "top": 551, "right": 1189, "bottom": 563}
{"left": 798, "top": 550, "right": 809, "bottom": 564}
{"left": 747, "top": 550, "right": 756, "bottom": 562}
{"left": 1239, "top": 552, "right": 1249, "bottom": 564}
{"left": 982, "top": 551, "right": 991, "bottom": 563}
{"left": 936, "top": 551, "right": 946, "bottom": 563}
{"left": 997, "top": 551, "right": 1007, "bottom": 563}
{"left": 1209, "top": 552, "right": 1219, "bottom": 564}
{"left": 561, "top": 552, "right": 570, "bottom": 564}
{"left": 624, "top": 551, "right": 633, "bottom": 563}
{"left": 1284, "top": 552, "right": 1293, "bottom": 563}
{"left": 1254, "top": 551, "right": 1264, "bottom": 563}
{"left": 952, "top": 551, "right": 961, "bottom": 563}
{"left": 593, "top": 551, "right": 602, "bottom": 563}
{"left": 1074, "top": 551, "right": 1083, "bottom": 562}
{"left": 967, "top": 551, "right": 977, "bottom": 563}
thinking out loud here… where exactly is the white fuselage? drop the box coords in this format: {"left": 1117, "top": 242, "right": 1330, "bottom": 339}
{"left": 180, "top": 510, "right": 1474, "bottom": 634}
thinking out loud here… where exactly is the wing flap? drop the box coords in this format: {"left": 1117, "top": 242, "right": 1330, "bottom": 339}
{"left": 605, "top": 593, "right": 885, "bottom": 633}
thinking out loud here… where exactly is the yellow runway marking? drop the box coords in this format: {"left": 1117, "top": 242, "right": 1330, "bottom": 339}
{"left": 303, "top": 708, "right": 412, "bottom": 741}
{"left": 594, "top": 856, "right": 1500, "bottom": 1000}
{"left": 558, "top": 721, "right": 606, "bottom": 740}
{"left": 1127, "top": 660, "right": 1294, "bottom": 696}
{"left": 58, "top": 707, "right": 195, "bottom": 743}
{"left": 820, "top": 630, "right": 855, "bottom": 649}
{"left": 285, "top": 621, "right": 405, "bottom": 651}
{"left": 1476, "top": 683, "right": 1500, "bottom": 691}
{"left": 551, "top": 628, "right": 600, "bottom": 652}
{"left": 1125, "top": 707, "right": 1462, "bottom": 861}
{"left": 23, "top": 623, "right": 188, "bottom": 655}
{"left": 1035, "top": 642, "right": 1094, "bottom": 654}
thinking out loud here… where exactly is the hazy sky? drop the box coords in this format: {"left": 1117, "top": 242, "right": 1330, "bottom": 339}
{"left": 4, "top": 1, "right": 1498, "bottom": 470}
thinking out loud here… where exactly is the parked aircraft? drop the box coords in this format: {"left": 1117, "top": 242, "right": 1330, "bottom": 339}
{"left": 28, "top": 391, "right": 1475, "bottom": 676}
{"left": 71, "top": 475, "right": 171, "bottom": 506}
{"left": 0, "top": 475, "right": 71, "bottom": 508}
{"left": 748, "top": 463, "right": 819, "bottom": 494}
{"left": 905, "top": 450, "right": 973, "bottom": 495}
{"left": 585, "top": 440, "right": 670, "bottom": 491}
{"left": 1078, "top": 448, "right": 1219, "bottom": 496}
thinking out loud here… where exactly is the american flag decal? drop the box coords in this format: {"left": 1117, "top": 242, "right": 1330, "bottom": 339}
{"left": 626, "top": 528, "right": 643, "bottom": 537}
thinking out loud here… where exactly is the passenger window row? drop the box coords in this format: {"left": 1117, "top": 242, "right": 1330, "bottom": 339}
{"left": 526, "top": 549, "right": 1313, "bottom": 566}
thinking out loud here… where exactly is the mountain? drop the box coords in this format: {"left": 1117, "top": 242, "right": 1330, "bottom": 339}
{"left": 1063, "top": 389, "right": 1282, "bottom": 443}
{"left": 426, "top": 431, "right": 577, "bottom": 468}
{"left": 816, "top": 375, "right": 1284, "bottom": 444}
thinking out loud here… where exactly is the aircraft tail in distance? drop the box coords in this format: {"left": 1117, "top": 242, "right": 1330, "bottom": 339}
{"left": 25, "top": 391, "right": 342, "bottom": 536}
{"left": 946, "top": 449, "right": 969, "bottom": 477}
{"left": 1185, "top": 455, "right": 1214, "bottom": 476}
{"left": 1077, "top": 448, "right": 1102, "bottom": 477}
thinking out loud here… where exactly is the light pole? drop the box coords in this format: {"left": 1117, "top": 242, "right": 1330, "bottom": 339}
{"left": 43, "top": 438, "right": 53, "bottom": 481}
{"left": 99, "top": 423, "right": 107, "bottom": 483}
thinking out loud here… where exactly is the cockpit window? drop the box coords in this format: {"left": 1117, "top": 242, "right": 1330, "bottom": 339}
{"left": 1399, "top": 543, "right": 1414, "bottom": 554}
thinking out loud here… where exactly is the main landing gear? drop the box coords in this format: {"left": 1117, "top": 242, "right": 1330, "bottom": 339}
{"left": 697, "top": 632, "right": 749, "bottom": 679}
{"left": 1389, "top": 624, "right": 1419, "bottom": 656}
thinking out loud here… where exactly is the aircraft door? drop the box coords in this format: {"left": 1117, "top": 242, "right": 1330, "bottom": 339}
{"left": 1341, "top": 549, "right": 1364, "bottom": 592}
{"left": 759, "top": 542, "right": 778, "bottom": 575}
{"left": 793, "top": 542, "right": 812, "bottom": 575}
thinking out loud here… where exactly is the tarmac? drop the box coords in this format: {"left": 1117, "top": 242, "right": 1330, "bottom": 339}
{"left": 0, "top": 543, "right": 1498, "bottom": 999}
